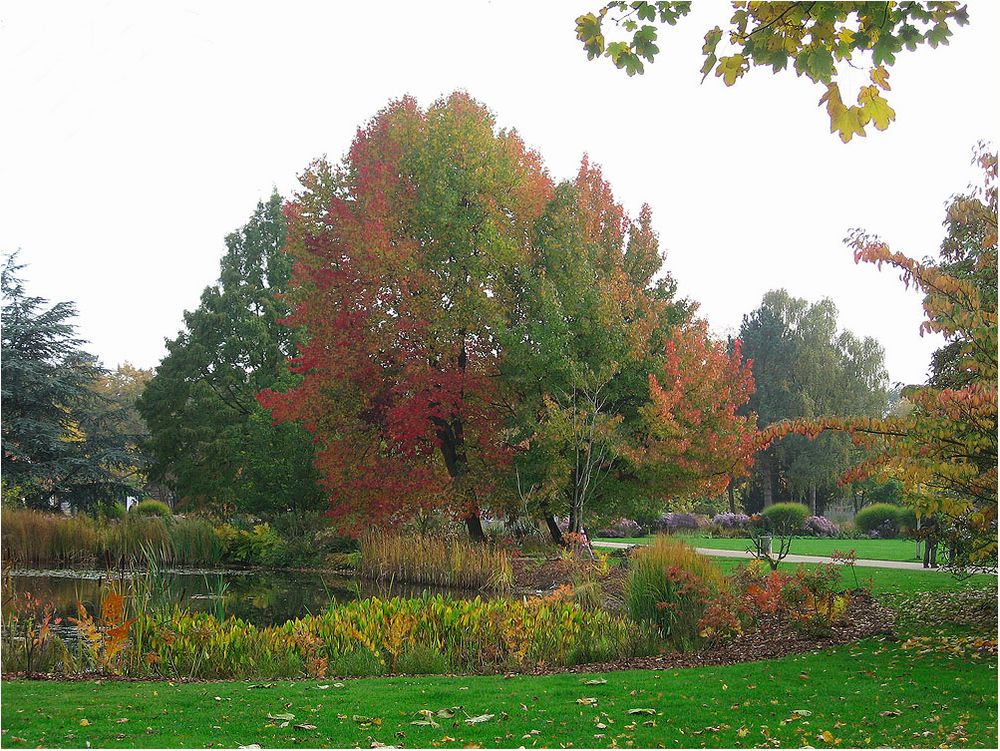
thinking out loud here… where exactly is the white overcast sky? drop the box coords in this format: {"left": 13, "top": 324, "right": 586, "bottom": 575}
{"left": 1, "top": 1, "right": 997, "bottom": 386}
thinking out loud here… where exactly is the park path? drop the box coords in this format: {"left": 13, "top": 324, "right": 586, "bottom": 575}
{"left": 591, "top": 539, "right": 936, "bottom": 571}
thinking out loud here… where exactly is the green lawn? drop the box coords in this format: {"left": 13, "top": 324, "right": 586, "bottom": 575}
{"left": 3, "top": 559, "right": 995, "bottom": 749}
{"left": 3, "top": 633, "right": 995, "bottom": 749}
{"left": 598, "top": 534, "right": 923, "bottom": 562}
{"left": 709, "top": 558, "right": 997, "bottom": 594}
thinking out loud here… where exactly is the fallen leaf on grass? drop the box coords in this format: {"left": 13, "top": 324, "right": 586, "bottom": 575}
{"left": 626, "top": 709, "right": 655, "bottom": 715}
{"left": 267, "top": 713, "right": 295, "bottom": 722}
{"left": 879, "top": 710, "right": 902, "bottom": 717}
{"left": 79, "top": 720, "right": 90, "bottom": 727}
{"left": 576, "top": 697, "right": 598, "bottom": 706}
{"left": 465, "top": 714, "right": 494, "bottom": 725}
{"left": 293, "top": 724, "right": 317, "bottom": 731}
{"left": 353, "top": 715, "right": 382, "bottom": 727}
{"left": 412, "top": 710, "right": 440, "bottom": 728}
{"left": 582, "top": 679, "right": 607, "bottom": 685}
{"left": 793, "top": 710, "right": 812, "bottom": 717}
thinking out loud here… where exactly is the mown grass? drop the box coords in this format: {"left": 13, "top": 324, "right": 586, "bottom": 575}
{"left": 710, "top": 557, "right": 997, "bottom": 595}
{"left": 598, "top": 534, "right": 929, "bottom": 562}
{"left": 2, "top": 634, "right": 995, "bottom": 748}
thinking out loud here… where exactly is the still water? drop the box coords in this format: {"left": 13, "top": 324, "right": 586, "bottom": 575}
{"left": 5, "top": 568, "right": 478, "bottom": 627}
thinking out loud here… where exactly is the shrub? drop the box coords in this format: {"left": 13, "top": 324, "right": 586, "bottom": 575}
{"left": 625, "top": 536, "right": 726, "bottom": 649}
{"left": 802, "top": 515, "right": 839, "bottom": 537}
{"left": 760, "top": 503, "right": 810, "bottom": 534}
{"left": 360, "top": 532, "right": 513, "bottom": 591}
{"left": 712, "top": 512, "right": 750, "bottom": 530}
{"left": 655, "top": 512, "right": 704, "bottom": 533}
{"left": 217, "top": 522, "right": 289, "bottom": 567}
{"left": 131, "top": 499, "right": 172, "bottom": 518}
{"left": 102, "top": 502, "right": 126, "bottom": 520}
{"left": 596, "top": 518, "right": 643, "bottom": 538}
{"left": 896, "top": 507, "right": 918, "bottom": 537}
{"left": 855, "top": 503, "right": 903, "bottom": 537}
{"left": 740, "top": 563, "right": 850, "bottom": 634}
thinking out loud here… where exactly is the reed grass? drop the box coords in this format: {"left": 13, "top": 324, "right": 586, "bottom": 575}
{"left": 625, "top": 535, "right": 726, "bottom": 649}
{"left": 0, "top": 508, "right": 223, "bottom": 567}
{"left": 359, "top": 531, "right": 513, "bottom": 591}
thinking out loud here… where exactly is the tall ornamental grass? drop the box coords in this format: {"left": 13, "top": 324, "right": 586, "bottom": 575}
{"left": 0, "top": 508, "right": 222, "bottom": 567}
{"left": 625, "top": 535, "right": 726, "bottom": 650}
{"left": 360, "top": 531, "right": 513, "bottom": 591}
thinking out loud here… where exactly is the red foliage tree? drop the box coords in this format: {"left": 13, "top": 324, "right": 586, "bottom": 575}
{"left": 259, "top": 94, "right": 553, "bottom": 538}
{"left": 633, "top": 319, "right": 758, "bottom": 499}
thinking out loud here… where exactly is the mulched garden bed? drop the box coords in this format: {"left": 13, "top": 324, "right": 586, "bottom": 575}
{"left": 540, "top": 589, "right": 897, "bottom": 675}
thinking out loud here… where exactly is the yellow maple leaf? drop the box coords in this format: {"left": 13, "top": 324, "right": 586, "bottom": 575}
{"left": 870, "top": 65, "right": 891, "bottom": 90}
{"left": 857, "top": 85, "right": 896, "bottom": 131}
{"left": 715, "top": 54, "right": 746, "bottom": 86}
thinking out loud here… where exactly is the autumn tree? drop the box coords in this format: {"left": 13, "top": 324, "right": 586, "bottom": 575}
{"left": 260, "top": 94, "right": 554, "bottom": 540}
{"left": 499, "top": 160, "right": 686, "bottom": 539}
{"left": 1, "top": 254, "right": 140, "bottom": 510}
{"left": 137, "top": 194, "right": 324, "bottom": 518}
{"left": 632, "top": 318, "right": 758, "bottom": 506}
{"left": 574, "top": 2, "right": 970, "bottom": 141}
{"left": 766, "top": 148, "right": 998, "bottom": 565}
{"left": 501, "top": 161, "right": 753, "bottom": 540}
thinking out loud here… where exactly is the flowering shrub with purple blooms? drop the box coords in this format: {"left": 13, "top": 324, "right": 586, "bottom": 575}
{"left": 712, "top": 512, "right": 751, "bottom": 530}
{"left": 868, "top": 519, "right": 897, "bottom": 539}
{"left": 655, "top": 512, "right": 704, "bottom": 532}
{"left": 596, "top": 518, "right": 644, "bottom": 538}
{"left": 802, "top": 515, "right": 839, "bottom": 537}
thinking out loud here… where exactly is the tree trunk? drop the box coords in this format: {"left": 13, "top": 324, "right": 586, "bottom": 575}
{"left": 544, "top": 514, "right": 565, "bottom": 546}
{"left": 464, "top": 514, "right": 485, "bottom": 543}
{"left": 809, "top": 483, "right": 817, "bottom": 515}
{"left": 727, "top": 483, "right": 736, "bottom": 513}
{"left": 761, "top": 453, "right": 773, "bottom": 507}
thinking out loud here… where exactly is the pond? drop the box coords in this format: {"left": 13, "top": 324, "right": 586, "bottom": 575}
{"left": 4, "top": 567, "right": 482, "bottom": 628}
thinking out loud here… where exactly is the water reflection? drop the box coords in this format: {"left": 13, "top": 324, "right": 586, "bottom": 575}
{"left": 5, "top": 568, "right": 482, "bottom": 627}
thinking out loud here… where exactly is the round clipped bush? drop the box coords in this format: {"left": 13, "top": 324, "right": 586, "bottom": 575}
{"left": 854, "top": 503, "right": 903, "bottom": 537}
{"left": 131, "top": 498, "right": 172, "bottom": 518}
{"left": 760, "top": 502, "right": 810, "bottom": 534}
